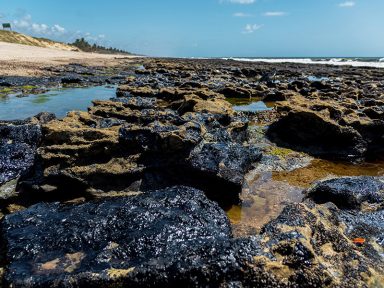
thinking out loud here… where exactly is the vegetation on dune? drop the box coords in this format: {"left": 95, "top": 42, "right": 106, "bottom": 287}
{"left": 71, "top": 38, "right": 132, "bottom": 55}
{"left": 0, "top": 30, "right": 133, "bottom": 55}
{"left": 0, "top": 30, "right": 77, "bottom": 50}
{"left": 0, "top": 30, "right": 42, "bottom": 46}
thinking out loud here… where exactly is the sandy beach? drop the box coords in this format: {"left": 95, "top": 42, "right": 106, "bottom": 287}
{"left": 0, "top": 41, "right": 138, "bottom": 76}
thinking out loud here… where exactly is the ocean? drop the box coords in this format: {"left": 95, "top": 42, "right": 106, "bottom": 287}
{"left": 221, "top": 57, "right": 384, "bottom": 68}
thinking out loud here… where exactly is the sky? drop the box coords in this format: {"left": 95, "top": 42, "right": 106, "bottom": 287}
{"left": 0, "top": 0, "right": 383, "bottom": 57}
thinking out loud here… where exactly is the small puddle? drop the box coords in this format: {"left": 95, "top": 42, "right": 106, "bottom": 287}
{"left": 306, "top": 75, "right": 330, "bottom": 82}
{"left": 226, "top": 97, "right": 274, "bottom": 112}
{"left": 233, "top": 101, "right": 273, "bottom": 112}
{"left": 0, "top": 85, "right": 116, "bottom": 120}
{"left": 227, "top": 158, "right": 384, "bottom": 236}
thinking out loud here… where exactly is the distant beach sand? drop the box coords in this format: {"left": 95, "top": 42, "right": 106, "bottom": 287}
{"left": 0, "top": 41, "right": 139, "bottom": 76}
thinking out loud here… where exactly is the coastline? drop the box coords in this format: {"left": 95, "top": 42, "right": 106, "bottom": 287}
{"left": 226, "top": 57, "right": 384, "bottom": 68}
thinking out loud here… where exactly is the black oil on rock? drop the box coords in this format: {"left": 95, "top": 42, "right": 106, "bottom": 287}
{"left": 3, "top": 187, "right": 234, "bottom": 287}
{"left": 0, "top": 58, "right": 384, "bottom": 287}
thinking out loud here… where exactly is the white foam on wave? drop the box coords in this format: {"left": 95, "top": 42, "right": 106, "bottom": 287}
{"left": 224, "top": 58, "right": 384, "bottom": 68}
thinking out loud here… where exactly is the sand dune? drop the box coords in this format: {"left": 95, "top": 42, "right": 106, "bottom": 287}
{"left": 0, "top": 41, "right": 138, "bottom": 76}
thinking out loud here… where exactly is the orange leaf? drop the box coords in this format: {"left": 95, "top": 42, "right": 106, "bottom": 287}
{"left": 352, "top": 238, "right": 366, "bottom": 245}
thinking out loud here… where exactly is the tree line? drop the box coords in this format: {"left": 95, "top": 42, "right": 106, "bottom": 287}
{"left": 71, "top": 38, "right": 132, "bottom": 55}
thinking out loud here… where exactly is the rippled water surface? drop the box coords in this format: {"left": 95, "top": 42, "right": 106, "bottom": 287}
{"left": 0, "top": 85, "right": 116, "bottom": 120}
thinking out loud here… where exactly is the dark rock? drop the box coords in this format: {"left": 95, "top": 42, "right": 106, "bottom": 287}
{"left": 267, "top": 109, "right": 367, "bottom": 160}
{"left": 33, "top": 112, "right": 56, "bottom": 124}
{"left": 218, "top": 86, "right": 251, "bottom": 99}
{"left": 241, "top": 68, "right": 258, "bottom": 78}
{"left": 179, "top": 81, "right": 207, "bottom": 89}
{"left": 111, "top": 96, "right": 157, "bottom": 110}
{"left": 349, "top": 119, "right": 384, "bottom": 156}
{"left": 9, "top": 184, "right": 366, "bottom": 287}
{"left": 0, "top": 80, "right": 12, "bottom": 87}
{"left": 61, "top": 76, "right": 83, "bottom": 84}
{"left": 0, "top": 122, "right": 41, "bottom": 146}
{"left": 259, "top": 71, "right": 276, "bottom": 84}
{"left": 263, "top": 90, "right": 293, "bottom": 102}
{"left": 363, "top": 106, "right": 384, "bottom": 120}
{"left": 288, "top": 80, "right": 306, "bottom": 91}
{"left": 229, "top": 67, "right": 244, "bottom": 77}
{"left": 119, "top": 121, "right": 202, "bottom": 153}
{"left": 3, "top": 186, "right": 235, "bottom": 287}
{"left": 299, "top": 88, "right": 311, "bottom": 96}
{"left": 359, "top": 98, "right": 377, "bottom": 107}
{"left": 90, "top": 103, "right": 184, "bottom": 125}
{"left": 339, "top": 209, "right": 384, "bottom": 254}
{"left": 0, "top": 121, "right": 41, "bottom": 185}
{"left": 306, "top": 176, "right": 384, "bottom": 209}
{"left": 0, "top": 144, "right": 35, "bottom": 185}
{"left": 260, "top": 201, "right": 384, "bottom": 286}
{"left": 310, "top": 81, "right": 332, "bottom": 91}
{"left": 188, "top": 142, "right": 261, "bottom": 186}
{"left": 98, "top": 118, "right": 124, "bottom": 129}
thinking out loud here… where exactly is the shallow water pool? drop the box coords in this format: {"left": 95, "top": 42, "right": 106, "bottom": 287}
{"left": 306, "top": 75, "right": 330, "bottom": 82}
{"left": 226, "top": 97, "right": 274, "bottom": 112}
{"left": 233, "top": 101, "right": 273, "bottom": 112}
{"left": 0, "top": 85, "right": 116, "bottom": 121}
{"left": 227, "top": 157, "right": 384, "bottom": 237}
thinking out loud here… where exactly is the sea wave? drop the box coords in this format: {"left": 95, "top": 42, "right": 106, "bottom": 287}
{"left": 224, "top": 58, "right": 384, "bottom": 68}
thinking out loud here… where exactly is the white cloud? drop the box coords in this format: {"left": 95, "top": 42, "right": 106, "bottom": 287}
{"left": 263, "top": 11, "right": 286, "bottom": 16}
{"left": 13, "top": 14, "right": 31, "bottom": 29}
{"left": 221, "top": 0, "right": 255, "bottom": 4}
{"left": 53, "top": 24, "right": 66, "bottom": 34}
{"left": 12, "top": 14, "right": 106, "bottom": 44}
{"left": 230, "top": 0, "right": 255, "bottom": 3}
{"left": 233, "top": 12, "right": 253, "bottom": 17}
{"left": 242, "top": 24, "right": 263, "bottom": 34}
{"left": 31, "top": 23, "right": 49, "bottom": 34}
{"left": 339, "top": 1, "right": 355, "bottom": 7}
{"left": 13, "top": 14, "right": 66, "bottom": 36}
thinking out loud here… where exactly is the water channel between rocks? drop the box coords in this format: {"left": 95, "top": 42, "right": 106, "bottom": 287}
{"left": 227, "top": 154, "right": 384, "bottom": 237}
{"left": 0, "top": 85, "right": 116, "bottom": 120}
{"left": 225, "top": 97, "right": 384, "bottom": 236}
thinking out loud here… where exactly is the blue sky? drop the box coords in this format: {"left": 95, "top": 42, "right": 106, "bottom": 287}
{"left": 0, "top": 0, "right": 383, "bottom": 57}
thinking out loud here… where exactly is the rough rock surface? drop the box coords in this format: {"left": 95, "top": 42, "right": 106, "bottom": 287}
{"left": 260, "top": 200, "right": 384, "bottom": 287}
{"left": 0, "top": 118, "right": 42, "bottom": 188}
{"left": 4, "top": 182, "right": 384, "bottom": 287}
{"left": 303, "top": 176, "right": 384, "bottom": 287}
{"left": 1, "top": 58, "right": 384, "bottom": 287}
{"left": 19, "top": 64, "right": 259, "bottom": 204}
{"left": 267, "top": 95, "right": 384, "bottom": 161}
{"left": 188, "top": 142, "right": 261, "bottom": 186}
{"left": 2, "top": 186, "right": 232, "bottom": 287}
{"left": 306, "top": 176, "right": 384, "bottom": 209}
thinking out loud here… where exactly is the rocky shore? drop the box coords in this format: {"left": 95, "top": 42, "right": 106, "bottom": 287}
{"left": 0, "top": 58, "right": 383, "bottom": 287}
